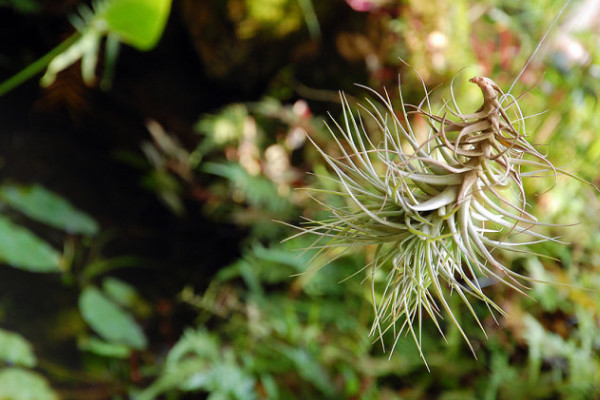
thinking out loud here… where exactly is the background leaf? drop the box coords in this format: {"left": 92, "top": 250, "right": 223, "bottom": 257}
{"left": 78, "top": 337, "right": 131, "bottom": 359}
{"left": 0, "top": 216, "right": 61, "bottom": 272}
{"left": 0, "top": 329, "right": 37, "bottom": 367}
{"left": 79, "top": 286, "right": 147, "bottom": 350}
{"left": 0, "top": 184, "right": 99, "bottom": 235}
{"left": 102, "top": 277, "right": 152, "bottom": 318}
{"left": 0, "top": 0, "right": 41, "bottom": 13}
{"left": 0, "top": 368, "right": 58, "bottom": 400}
{"left": 103, "top": 0, "right": 173, "bottom": 50}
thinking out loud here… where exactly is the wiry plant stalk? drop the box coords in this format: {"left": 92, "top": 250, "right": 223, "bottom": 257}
{"left": 293, "top": 75, "right": 569, "bottom": 366}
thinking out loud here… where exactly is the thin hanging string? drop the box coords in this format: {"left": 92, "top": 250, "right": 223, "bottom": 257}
{"left": 506, "top": 0, "right": 572, "bottom": 96}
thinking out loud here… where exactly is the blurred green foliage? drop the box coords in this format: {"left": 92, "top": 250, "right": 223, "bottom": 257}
{"left": 1, "top": 0, "right": 599, "bottom": 398}
{"left": 0, "top": 184, "right": 98, "bottom": 271}
{"left": 0, "top": 0, "right": 39, "bottom": 13}
{"left": 0, "top": 182, "right": 152, "bottom": 396}
{"left": 0, "top": 0, "right": 172, "bottom": 95}
{"left": 0, "top": 368, "right": 57, "bottom": 400}
{"left": 0, "top": 329, "right": 56, "bottom": 399}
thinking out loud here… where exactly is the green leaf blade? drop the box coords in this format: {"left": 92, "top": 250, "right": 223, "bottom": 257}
{"left": 79, "top": 286, "right": 147, "bottom": 350}
{"left": 78, "top": 337, "right": 131, "bottom": 359}
{"left": 0, "top": 217, "right": 61, "bottom": 272}
{"left": 102, "top": 277, "right": 152, "bottom": 318}
{"left": 103, "top": 0, "right": 173, "bottom": 51}
{"left": 0, "top": 368, "right": 58, "bottom": 400}
{"left": 0, "top": 184, "right": 99, "bottom": 236}
{"left": 0, "top": 329, "right": 37, "bottom": 367}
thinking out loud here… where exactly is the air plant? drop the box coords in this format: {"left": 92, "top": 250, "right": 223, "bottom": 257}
{"left": 291, "top": 72, "right": 576, "bottom": 366}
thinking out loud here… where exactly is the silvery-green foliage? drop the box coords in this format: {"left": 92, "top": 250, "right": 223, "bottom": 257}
{"left": 294, "top": 75, "right": 569, "bottom": 366}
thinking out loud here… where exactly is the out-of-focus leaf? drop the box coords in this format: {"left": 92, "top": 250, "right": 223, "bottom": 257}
{"left": 0, "top": 368, "right": 58, "bottom": 400}
{"left": 298, "top": 0, "right": 321, "bottom": 38}
{"left": 0, "top": 329, "right": 36, "bottom": 367}
{"left": 79, "top": 286, "right": 147, "bottom": 350}
{"left": 165, "top": 329, "right": 220, "bottom": 365}
{"left": 484, "top": 343, "right": 518, "bottom": 400}
{"left": 440, "top": 390, "right": 478, "bottom": 400}
{"left": 276, "top": 345, "right": 334, "bottom": 396}
{"left": 23, "top": 0, "right": 172, "bottom": 92}
{"left": 202, "top": 360, "right": 256, "bottom": 400}
{"left": 0, "top": 184, "right": 99, "bottom": 235}
{"left": 136, "top": 358, "right": 209, "bottom": 400}
{"left": 0, "top": 216, "right": 61, "bottom": 272}
{"left": 102, "top": 277, "right": 152, "bottom": 317}
{"left": 193, "top": 104, "right": 248, "bottom": 159}
{"left": 202, "top": 162, "right": 293, "bottom": 215}
{"left": 39, "top": 31, "right": 101, "bottom": 87}
{"left": 78, "top": 337, "right": 131, "bottom": 359}
{"left": 138, "top": 330, "right": 256, "bottom": 400}
{"left": 526, "top": 258, "right": 561, "bottom": 312}
{"left": 0, "top": 0, "right": 40, "bottom": 13}
{"left": 240, "top": 0, "right": 303, "bottom": 38}
{"left": 103, "top": 0, "right": 172, "bottom": 50}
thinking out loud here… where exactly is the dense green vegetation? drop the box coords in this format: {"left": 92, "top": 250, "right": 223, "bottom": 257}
{"left": 0, "top": 0, "right": 599, "bottom": 399}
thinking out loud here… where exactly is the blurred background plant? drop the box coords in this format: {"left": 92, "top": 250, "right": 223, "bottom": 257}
{"left": 0, "top": 0, "right": 599, "bottom": 398}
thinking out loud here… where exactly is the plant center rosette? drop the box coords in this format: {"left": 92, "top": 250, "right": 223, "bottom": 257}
{"left": 295, "top": 75, "right": 568, "bottom": 365}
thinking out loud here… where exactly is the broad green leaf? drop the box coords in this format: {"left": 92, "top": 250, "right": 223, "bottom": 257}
{"left": 103, "top": 0, "right": 172, "bottom": 51}
{"left": 0, "top": 329, "right": 37, "bottom": 367}
{"left": 0, "top": 217, "right": 61, "bottom": 272}
{"left": 0, "top": 368, "right": 58, "bottom": 400}
{"left": 0, "top": 184, "right": 99, "bottom": 235}
{"left": 102, "top": 277, "right": 138, "bottom": 308}
{"left": 78, "top": 337, "right": 131, "bottom": 359}
{"left": 102, "top": 277, "right": 152, "bottom": 317}
{"left": 79, "top": 286, "right": 147, "bottom": 350}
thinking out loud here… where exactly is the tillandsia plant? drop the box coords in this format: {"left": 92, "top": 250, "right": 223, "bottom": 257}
{"left": 290, "top": 72, "right": 582, "bottom": 366}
